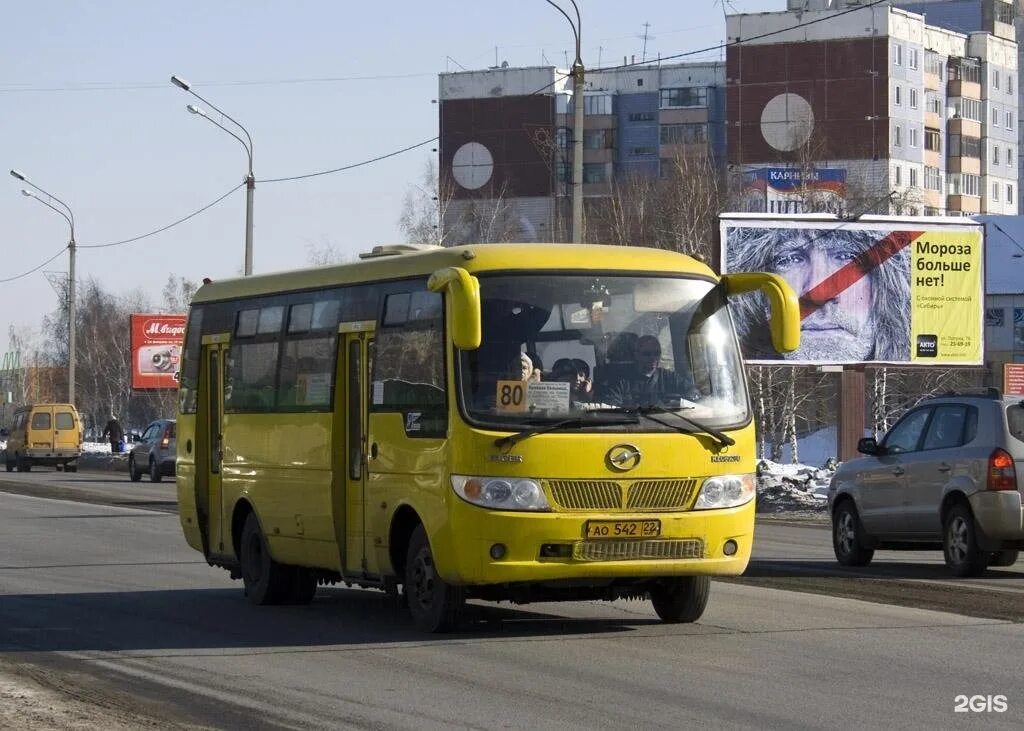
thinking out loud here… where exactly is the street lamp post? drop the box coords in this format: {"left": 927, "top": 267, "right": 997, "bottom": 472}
{"left": 10, "top": 169, "right": 77, "bottom": 405}
{"left": 545, "top": 0, "right": 584, "bottom": 243}
{"left": 171, "top": 75, "right": 255, "bottom": 276}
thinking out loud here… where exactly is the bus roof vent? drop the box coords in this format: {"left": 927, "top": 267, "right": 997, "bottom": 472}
{"left": 358, "top": 243, "right": 443, "bottom": 259}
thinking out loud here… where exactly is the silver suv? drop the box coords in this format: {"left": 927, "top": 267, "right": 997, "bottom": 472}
{"left": 129, "top": 419, "right": 176, "bottom": 483}
{"left": 828, "top": 390, "right": 1023, "bottom": 576}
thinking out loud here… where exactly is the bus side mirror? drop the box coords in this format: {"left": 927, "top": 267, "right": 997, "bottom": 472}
{"left": 428, "top": 266, "right": 481, "bottom": 350}
{"left": 720, "top": 272, "right": 801, "bottom": 353}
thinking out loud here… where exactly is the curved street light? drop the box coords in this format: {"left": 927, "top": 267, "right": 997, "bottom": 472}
{"left": 10, "top": 169, "right": 77, "bottom": 405}
{"left": 544, "top": 0, "right": 584, "bottom": 243}
{"left": 171, "top": 74, "right": 256, "bottom": 276}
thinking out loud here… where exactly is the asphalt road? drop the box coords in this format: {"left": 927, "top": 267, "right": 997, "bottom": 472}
{"left": 0, "top": 470, "right": 1022, "bottom": 728}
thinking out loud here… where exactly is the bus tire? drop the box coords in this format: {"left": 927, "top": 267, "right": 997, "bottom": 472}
{"left": 405, "top": 524, "right": 463, "bottom": 633}
{"left": 649, "top": 576, "right": 710, "bottom": 623}
{"left": 240, "top": 512, "right": 291, "bottom": 605}
{"left": 285, "top": 567, "right": 318, "bottom": 605}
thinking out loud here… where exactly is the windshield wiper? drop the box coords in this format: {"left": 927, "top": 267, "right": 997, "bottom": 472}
{"left": 635, "top": 406, "right": 736, "bottom": 448}
{"left": 494, "top": 414, "right": 640, "bottom": 451}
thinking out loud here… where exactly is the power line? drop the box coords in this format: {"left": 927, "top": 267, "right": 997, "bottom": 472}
{"left": 260, "top": 136, "right": 438, "bottom": 183}
{"left": 0, "top": 246, "right": 68, "bottom": 284}
{"left": 78, "top": 183, "right": 244, "bottom": 249}
{"left": 0, "top": 72, "right": 437, "bottom": 94}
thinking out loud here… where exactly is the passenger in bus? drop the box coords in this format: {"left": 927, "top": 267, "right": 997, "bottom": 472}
{"left": 508, "top": 352, "right": 541, "bottom": 383}
{"left": 552, "top": 358, "right": 593, "bottom": 402}
{"left": 599, "top": 335, "right": 700, "bottom": 406}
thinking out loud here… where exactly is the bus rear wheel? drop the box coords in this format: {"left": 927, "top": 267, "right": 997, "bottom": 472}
{"left": 240, "top": 513, "right": 293, "bottom": 605}
{"left": 649, "top": 576, "right": 710, "bottom": 623}
{"left": 405, "top": 525, "right": 463, "bottom": 633}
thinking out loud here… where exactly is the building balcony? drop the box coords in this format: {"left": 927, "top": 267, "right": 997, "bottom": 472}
{"left": 947, "top": 117, "right": 981, "bottom": 137}
{"left": 922, "top": 189, "right": 944, "bottom": 208}
{"left": 947, "top": 79, "right": 981, "bottom": 100}
{"left": 923, "top": 149, "right": 942, "bottom": 167}
{"left": 923, "top": 72, "right": 941, "bottom": 93}
{"left": 946, "top": 194, "right": 981, "bottom": 213}
{"left": 947, "top": 156, "right": 981, "bottom": 175}
{"left": 924, "top": 110, "right": 942, "bottom": 129}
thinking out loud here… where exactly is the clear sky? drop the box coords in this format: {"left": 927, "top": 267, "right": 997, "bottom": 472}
{"left": 1, "top": 0, "right": 780, "bottom": 350}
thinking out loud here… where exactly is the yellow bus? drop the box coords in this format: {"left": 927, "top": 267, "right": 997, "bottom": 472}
{"left": 176, "top": 243, "right": 797, "bottom": 632}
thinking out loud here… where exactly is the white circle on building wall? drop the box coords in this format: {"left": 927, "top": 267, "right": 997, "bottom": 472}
{"left": 451, "top": 141, "right": 494, "bottom": 190}
{"left": 760, "top": 93, "right": 815, "bottom": 152}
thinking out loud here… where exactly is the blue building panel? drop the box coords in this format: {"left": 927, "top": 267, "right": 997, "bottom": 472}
{"left": 615, "top": 92, "right": 660, "bottom": 178}
{"left": 896, "top": 2, "right": 984, "bottom": 34}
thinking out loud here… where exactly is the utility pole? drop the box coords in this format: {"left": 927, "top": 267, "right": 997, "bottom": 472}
{"left": 545, "top": 1, "right": 584, "bottom": 243}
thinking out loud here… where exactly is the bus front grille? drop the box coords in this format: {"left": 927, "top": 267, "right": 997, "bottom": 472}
{"left": 626, "top": 480, "right": 699, "bottom": 510}
{"left": 572, "top": 539, "right": 705, "bottom": 561}
{"left": 547, "top": 481, "right": 622, "bottom": 510}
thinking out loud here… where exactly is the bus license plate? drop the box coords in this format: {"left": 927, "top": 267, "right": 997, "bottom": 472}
{"left": 585, "top": 520, "right": 660, "bottom": 539}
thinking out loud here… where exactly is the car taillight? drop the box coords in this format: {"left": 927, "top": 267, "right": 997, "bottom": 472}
{"left": 987, "top": 449, "right": 1017, "bottom": 491}
{"left": 161, "top": 427, "right": 170, "bottom": 449}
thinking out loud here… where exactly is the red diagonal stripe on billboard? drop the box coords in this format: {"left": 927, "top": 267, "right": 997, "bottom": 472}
{"left": 799, "top": 230, "right": 921, "bottom": 320}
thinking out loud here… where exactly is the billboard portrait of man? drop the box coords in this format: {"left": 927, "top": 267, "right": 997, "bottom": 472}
{"left": 725, "top": 226, "right": 911, "bottom": 363}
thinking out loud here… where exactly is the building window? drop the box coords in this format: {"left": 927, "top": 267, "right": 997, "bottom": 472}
{"left": 924, "top": 166, "right": 942, "bottom": 191}
{"left": 629, "top": 146, "right": 657, "bottom": 156}
{"left": 1008, "top": 184, "right": 1015, "bottom": 205}
{"left": 582, "top": 163, "right": 608, "bottom": 183}
{"left": 992, "top": 105, "right": 1000, "bottom": 126}
{"left": 993, "top": 145, "right": 1001, "bottom": 165}
{"left": 659, "top": 123, "right": 707, "bottom": 145}
{"left": 924, "top": 206, "right": 942, "bottom": 216}
{"left": 925, "top": 127, "right": 941, "bottom": 152}
{"left": 894, "top": 124, "right": 902, "bottom": 147}
{"left": 986, "top": 308, "right": 1006, "bottom": 327}
{"left": 1006, "top": 111, "right": 1014, "bottom": 130}
{"left": 925, "top": 51, "right": 944, "bottom": 78}
{"left": 893, "top": 43, "right": 903, "bottom": 66}
{"left": 926, "top": 92, "right": 941, "bottom": 115}
{"left": 993, "top": 70, "right": 1000, "bottom": 89}
{"left": 948, "top": 59, "right": 981, "bottom": 84}
{"left": 894, "top": 85, "right": 902, "bottom": 106}
{"left": 659, "top": 87, "right": 707, "bottom": 108}
{"left": 993, "top": 182, "right": 1000, "bottom": 202}
{"left": 909, "top": 48, "right": 919, "bottom": 69}
{"left": 949, "top": 135, "right": 981, "bottom": 158}
{"left": 895, "top": 165, "right": 902, "bottom": 186}
{"left": 910, "top": 88, "right": 918, "bottom": 109}
{"left": 1007, "top": 147, "right": 1014, "bottom": 166}
{"left": 583, "top": 129, "right": 611, "bottom": 149}
{"left": 950, "top": 173, "right": 980, "bottom": 197}
{"left": 555, "top": 127, "right": 570, "bottom": 149}
{"left": 583, "top": 95, "right": 612, "bottom": 115}
{"left": 627, "top": 111, "right": 656, "bottom": 122}
{"left": 909, "top": 167, "right": 918, "bottom": 187}
{"left": 1009, "top": 74, "right": 1015, "bottom": 94}
{"left": 951, "top": 97, "right": 983, "bottom": 122}
{"left": 909, "top": 127, "right": 918, "bottom": 147}
{"left": 556, "top": 160, "right": 570, "bottom": 182}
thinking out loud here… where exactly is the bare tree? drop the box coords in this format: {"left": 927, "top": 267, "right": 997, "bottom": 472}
{"left": 399, "top": 159, "right": 460, "bottom": 247}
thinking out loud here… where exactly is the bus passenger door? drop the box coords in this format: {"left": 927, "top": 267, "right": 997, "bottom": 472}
{"left": 200, "top": 341, "right": 229, "bottom": 557}
{"left": 335, "top": 327, "right": 373, "bottom": 575}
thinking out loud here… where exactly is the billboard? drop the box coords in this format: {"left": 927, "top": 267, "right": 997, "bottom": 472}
{"left": 1006, "top": 364, "right": 1024, "bottom": 397}
{"left": 741, "top": 168, "right": 847, "bottom": 215}
{"left": 721, "top": 216, "right": 984, "bottom": 365}
{"left": 130, "top": 314, "right": 186, "bottom": 390}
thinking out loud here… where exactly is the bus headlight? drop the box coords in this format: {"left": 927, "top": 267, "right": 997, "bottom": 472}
{"left": 451, "top": 475, "right": 551, "bottom": 511}
{"left": 693, "top": 474, "right": 755, "bottom": 510}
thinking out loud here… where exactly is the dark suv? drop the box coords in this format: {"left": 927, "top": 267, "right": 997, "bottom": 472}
{"left": 828, "top": 390, "right": 1023, "bottom": 576}
{"left": 129, "top": 419, "right": 176, "bottom": 483}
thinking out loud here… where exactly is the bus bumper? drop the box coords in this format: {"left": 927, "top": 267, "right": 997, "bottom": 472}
{"left": 438, "top": 499, "right": 755, "bottom": 585}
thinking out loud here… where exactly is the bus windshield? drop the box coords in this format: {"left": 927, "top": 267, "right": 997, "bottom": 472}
{"left": 458, "top": 274, "right": 748, "bottom": 430}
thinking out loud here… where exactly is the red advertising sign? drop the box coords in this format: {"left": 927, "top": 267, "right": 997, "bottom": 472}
{"left": 130, "top": 314, "right": 186, "bottom": 390}
{"left": 1005, "top": 363, "right": 1024, "bottom": 397}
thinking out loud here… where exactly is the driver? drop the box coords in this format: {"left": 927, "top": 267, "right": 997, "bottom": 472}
{"left": 601, "top": 335, "right": 700, "bottom": 406}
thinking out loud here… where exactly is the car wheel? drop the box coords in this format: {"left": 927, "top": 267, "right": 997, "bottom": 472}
{"left": 943, "top": 504, "right": 989, "bottom": 577}
{"left": 649, "top": 576, "right": 710, "bottom": 623}
{"left": 66, "top": 464, "right": 77, "bottom": 473}
{"left": 5, "top": 452, "right": 13, "bottom": 472}
{"left": 129, "top": 455, "right": 142, "bottom": 482}
{"left": 239, "top": 512, "right": 291, "bottom": 605}
{"left": 149, "top": 457, "right": 162, "bottom": 483}
{"left": 16, "top": 454, "right": 30, "bottom": 473}
{"left": 405, "top": 524, "right": 463, "bottom": 632}
{"left": 832, "top": 500, "right": 874, "bottom": 567}
{"left": 990, "top": 549, "right": 1019, "bottom": 568}
{"left": 56, "top": 463, "right": 64, "bottom": 472}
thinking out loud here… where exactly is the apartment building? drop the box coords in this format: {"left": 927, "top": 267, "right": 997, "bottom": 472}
{"left": 437, "top": 62, "right": 725, "bottom": 243}
{"left": 726, "top": 0, "right": 1018, "bottom": 216}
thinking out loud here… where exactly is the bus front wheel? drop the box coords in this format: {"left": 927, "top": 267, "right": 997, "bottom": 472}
{"left": 240, "top": 513, "right": 293, "bottom": 605}
{"left": 649, "top": 576, "right": 710, "bottom": 623}
{"left": 405, "top": 525, "right": 464, "bottom": 633}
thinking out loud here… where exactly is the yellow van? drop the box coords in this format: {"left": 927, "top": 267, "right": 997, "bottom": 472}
{"left": 2, "top": 404, "right": 83, "bottom": 473}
